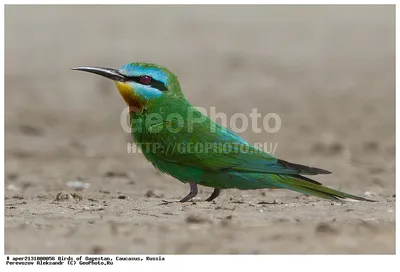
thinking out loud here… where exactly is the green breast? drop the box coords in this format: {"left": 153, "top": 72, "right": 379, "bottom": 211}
{"left": 129, "top": 110, "right": 204, "bottom": 184}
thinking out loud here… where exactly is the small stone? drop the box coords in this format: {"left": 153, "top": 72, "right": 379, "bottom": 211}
{"left": 71, "top": 193, "right": 83, "bottom": 201}
{"left": 55, "top": 192, "right": 74, "bottom": 201}
{"left": 163, "top": 212, "right": 175, "bottom": 216}
{"left": 257, "top": 200, "right": 278, "bottom": 205}
{"left": 117, "top": 195, "right": 127, "bottom": 199}
{"left": 105, "top": 171, "right": 128, "bottom": 178}
{"left": 145, "top": 190, "right": 162, "bottom": 198}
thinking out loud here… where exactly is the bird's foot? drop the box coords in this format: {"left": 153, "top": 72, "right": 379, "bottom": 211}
{"left": 159, "top": 184, "right": 223, "bottom": 205}
{"left": 204, "top": 188, "right": 221, "bottom": 202}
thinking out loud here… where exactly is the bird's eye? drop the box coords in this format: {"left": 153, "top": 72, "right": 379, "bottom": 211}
{"left": 140, "top": 75, "right": 152, "bottom": 85}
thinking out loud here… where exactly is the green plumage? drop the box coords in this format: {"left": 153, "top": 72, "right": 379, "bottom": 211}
{"left": 73, "top": 62, "right": 375, "bottom": 202}
{"left": 130, "top": 97, "right": 371, "bottom": 202}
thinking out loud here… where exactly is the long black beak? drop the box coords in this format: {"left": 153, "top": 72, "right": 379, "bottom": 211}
{"left": 72, "top": 66, "right": 127, "bottom": 82}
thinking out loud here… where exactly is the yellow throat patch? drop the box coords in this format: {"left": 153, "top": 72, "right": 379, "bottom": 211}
{"left": 115, "top": 82, "right": 142, "bottom": 112}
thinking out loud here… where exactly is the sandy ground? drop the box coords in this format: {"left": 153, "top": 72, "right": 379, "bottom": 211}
{"left": 4, "top": 6, "right": 395, "bottom": 254}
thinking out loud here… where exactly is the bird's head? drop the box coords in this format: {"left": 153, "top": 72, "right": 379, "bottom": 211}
{"left": 73, "top": 62, "right": 183, "bottom": 112}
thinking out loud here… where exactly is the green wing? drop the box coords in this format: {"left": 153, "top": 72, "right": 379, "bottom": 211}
{"left": 137, "top": 107, "right": 329, "bottom": 176}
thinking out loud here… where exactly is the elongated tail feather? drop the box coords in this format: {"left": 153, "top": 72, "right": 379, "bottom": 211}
{"left": 278, "top": 160, "right": 332, "bottom": 175}
{"left": 276, "top": 174, "right": 376, "bottom": 202}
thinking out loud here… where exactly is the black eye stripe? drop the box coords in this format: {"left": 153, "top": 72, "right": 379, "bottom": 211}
{"left": 127, "top": 76, "right": 168, "bottom": 92}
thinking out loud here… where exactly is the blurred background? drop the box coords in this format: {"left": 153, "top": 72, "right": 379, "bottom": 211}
{"left": 5, "top": 5, "right": 395, "bottom": 254}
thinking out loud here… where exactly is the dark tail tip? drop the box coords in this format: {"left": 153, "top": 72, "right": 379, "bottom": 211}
{"left": 278, "top": 159, "right": 332, "bottom": 175}
{"left": 313, "top": 168, "right": 332, "bottom": 174}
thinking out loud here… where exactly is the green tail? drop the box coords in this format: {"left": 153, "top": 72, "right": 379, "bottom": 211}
{"left": 276, "top": 174, "right": 375, "bottom": 202}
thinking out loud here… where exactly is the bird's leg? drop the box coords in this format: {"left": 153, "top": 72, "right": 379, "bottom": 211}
{"left": 179, "top": 182, "right": 198, "bottom": 202}
{"left": 205, "top": 188, "right": 221, "bottom": 202}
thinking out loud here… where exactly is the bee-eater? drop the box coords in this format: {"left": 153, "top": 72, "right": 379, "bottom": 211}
{"left": 73, "top": 63, "right": 374, "bottom": 203}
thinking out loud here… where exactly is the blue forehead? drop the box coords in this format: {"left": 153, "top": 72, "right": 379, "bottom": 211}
{"left": 119, "top": 63, "right": 169, "bottom": 85}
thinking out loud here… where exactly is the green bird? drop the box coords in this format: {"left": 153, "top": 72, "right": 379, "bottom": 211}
{"left": 73, "top": 62, "right": 374, "bottom": 203}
